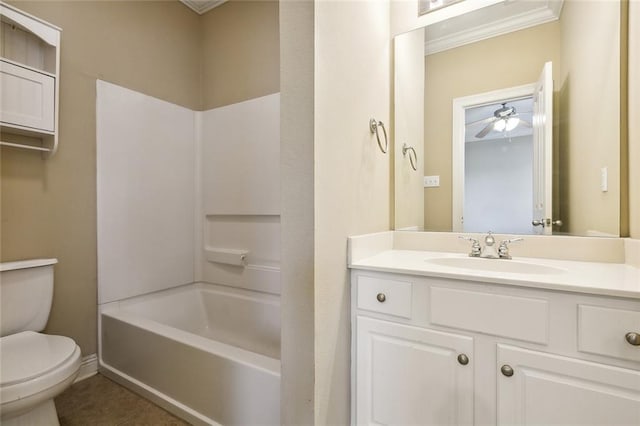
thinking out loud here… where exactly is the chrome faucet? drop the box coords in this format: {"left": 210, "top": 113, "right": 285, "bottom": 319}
{"left": 480, "top": 232, "right": 499, "bottom": 258}
{"left": 459, "top": 232, "right": 523, "bottom": 259}
{"left": 458, "top": 235, "right": 481, "bottom": 256}
{"left": 497, "top": 237, "right": 524, "bottom": 259}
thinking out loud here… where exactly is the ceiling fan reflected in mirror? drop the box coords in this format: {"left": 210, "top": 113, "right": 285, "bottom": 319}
{"left": 467, "top": 102, "right": 532, "bottom": 138}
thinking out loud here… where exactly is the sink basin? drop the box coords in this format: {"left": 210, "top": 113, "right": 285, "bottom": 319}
{"left": 426, "top": 256, "right": 566, "bottom": 275}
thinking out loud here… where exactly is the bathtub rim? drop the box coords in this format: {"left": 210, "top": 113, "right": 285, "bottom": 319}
{"left": 114, "top": 280, "right": 281, "bottom": 311}
{"left": 99, "top": 281, "right": 281, "bottom": 376}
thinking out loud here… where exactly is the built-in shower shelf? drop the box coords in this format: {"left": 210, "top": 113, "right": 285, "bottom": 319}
{"left": 205, "top": 247, "right": 250, "bottom": 266}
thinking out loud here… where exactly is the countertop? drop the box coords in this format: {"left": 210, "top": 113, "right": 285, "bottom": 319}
{"left": 350, "top": 249, "right": 640, "bottom": 299}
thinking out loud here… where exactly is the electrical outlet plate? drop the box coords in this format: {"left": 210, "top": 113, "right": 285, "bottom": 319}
{"left": 424, "top": 175, "right": 440, "bottom": 188}
{"left": 600, "top": 167, "right": 608, "bottom": 192}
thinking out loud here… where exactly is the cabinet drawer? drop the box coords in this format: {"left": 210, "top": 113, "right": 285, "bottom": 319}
{"left": 357, "top": 275, "right": 412, "bottom": 318}
{"left": 0, "top": 60, "right": 55, "bottom": 132}
{"left": 430, "top": 286, "right": 548, "bottom": 344}
{"left": 578, "top": 305, "right": 640, "bottom": 362}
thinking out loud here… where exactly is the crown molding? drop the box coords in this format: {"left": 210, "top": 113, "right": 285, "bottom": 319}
{"left": 179, "top": 0, "right": 227, "bottom": 15}
{"left": 425, "top": 0, "right": 564, "bottom": 55}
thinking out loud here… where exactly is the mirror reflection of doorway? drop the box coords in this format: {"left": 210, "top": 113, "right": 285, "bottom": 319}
{"left": 452, "top": 61, "right": 554, "bottom": 236}
{"left": 464, "top": 97, "right": 534, "bottom": 234}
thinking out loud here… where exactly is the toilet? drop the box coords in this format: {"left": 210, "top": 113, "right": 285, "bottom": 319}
{"left": 0, "top": 259, "right": 81, "bottom": 426}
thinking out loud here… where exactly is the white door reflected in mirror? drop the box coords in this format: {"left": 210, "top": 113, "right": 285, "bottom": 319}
{"left": 452, "top": 62, "right": 551, "bottom": 235}
{"left": 455, "top": 62, "right": 554, "bottom": 235}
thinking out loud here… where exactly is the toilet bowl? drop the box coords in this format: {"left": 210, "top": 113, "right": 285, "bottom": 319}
{"left": 0, "top": 259, "right": 82, "bottom": 426}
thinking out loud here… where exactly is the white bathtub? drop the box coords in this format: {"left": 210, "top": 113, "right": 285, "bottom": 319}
{"left": 99, "top": 282, "right": 280, "bottom": 425}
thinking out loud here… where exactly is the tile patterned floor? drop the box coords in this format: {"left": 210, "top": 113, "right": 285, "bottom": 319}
{"left": 55, "top": 373, "right": 190, "bottom": 426}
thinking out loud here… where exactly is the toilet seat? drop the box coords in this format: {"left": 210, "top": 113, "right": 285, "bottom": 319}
{"left": 0, "top": 331, "right": 81, "bottom": 416}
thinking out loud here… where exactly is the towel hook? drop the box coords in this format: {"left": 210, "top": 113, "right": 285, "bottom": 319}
{"left": 402, "top": 143, "right": 418, "bottom": 171}
{"left": 369, "top": 118, "right": 388, "bottom": 154}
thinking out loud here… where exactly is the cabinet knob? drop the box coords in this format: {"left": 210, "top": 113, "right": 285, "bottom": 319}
{"left": 457, "top": 354, "right": 469, "bottom": 365}
{"left": 376, "top": 293, "right": 386, "bottom": 303}
{"left": 625, "top": 332, "right": 640, "bottom": 346}
{"left": 501, "top": 365, "right": 514, "bottom": 377}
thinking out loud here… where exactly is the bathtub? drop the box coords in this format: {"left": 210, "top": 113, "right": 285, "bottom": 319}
{"left": 99, "top": 282, "right": 280, "bottom": 425}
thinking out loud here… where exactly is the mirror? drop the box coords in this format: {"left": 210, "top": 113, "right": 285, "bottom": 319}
{"left": 394, "top": 0, "right": 625, "bottom": 236}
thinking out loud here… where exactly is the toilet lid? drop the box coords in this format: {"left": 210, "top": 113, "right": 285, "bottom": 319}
{"left": 0, "top": 331, "right": 78, "bottom": 386}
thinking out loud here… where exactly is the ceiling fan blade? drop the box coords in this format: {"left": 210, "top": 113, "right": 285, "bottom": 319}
{"left": 520, "top": 119, "right": 532, "bottom": 128}
{"left": 466, "top": 116, "right": 495, "bottom": 127}
{"left": 475, "top": 122, "right": 494, "bottom": 138}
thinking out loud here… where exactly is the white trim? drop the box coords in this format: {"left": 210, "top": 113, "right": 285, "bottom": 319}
{"left": 425, "top": 1, "right": 564, "bottom": 55}
{"left": 451, "top": 84, "right": 536, "bottom": 232}
{"left": 73, "top": 354, "right": 98, "bottom": 383}
{"left": 179, "top": 0, "right": 227, "bottom": 15}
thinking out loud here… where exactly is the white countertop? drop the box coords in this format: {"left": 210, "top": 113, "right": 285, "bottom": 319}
{"left": 350, "top": 250, "right": 640, "bottom": 299}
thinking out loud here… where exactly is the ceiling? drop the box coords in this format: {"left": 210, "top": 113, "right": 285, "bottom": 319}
{"left": 179, "top": 0, "right": 227, "bottom": 15}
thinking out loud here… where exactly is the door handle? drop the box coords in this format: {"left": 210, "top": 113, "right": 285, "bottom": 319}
{"left": 532, "top": 219, "right": 563, "bottom": 227}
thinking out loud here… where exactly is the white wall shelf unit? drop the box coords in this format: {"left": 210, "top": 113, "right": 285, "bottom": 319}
{"left": 0, "top": 1, "right": 61, "bottom": 156}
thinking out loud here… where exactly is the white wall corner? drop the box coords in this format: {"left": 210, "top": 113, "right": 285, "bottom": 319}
{"left": 194, "top": 111, "right": 204, "bottom": 283}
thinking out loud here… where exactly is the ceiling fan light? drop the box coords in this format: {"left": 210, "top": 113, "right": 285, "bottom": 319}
{"left": 493, "top": 119, "right": 506, "bottom": 132}
{"left": 506, "top": 117, "right": 520, "bottom": 131}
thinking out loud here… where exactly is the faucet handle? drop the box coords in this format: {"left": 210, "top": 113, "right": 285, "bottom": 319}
{"left": 459, "top": 236, "right": 481, "bottom": 257}
{"left": 484, "top": 231, "right": 496, "bottom": 246}
{"left": 498, "top": 238, "right": 523, "bottom": 259}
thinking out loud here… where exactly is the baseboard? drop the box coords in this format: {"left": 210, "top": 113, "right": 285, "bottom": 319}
{"left": 74, "top": 353, "right": 98, "bottom": 383}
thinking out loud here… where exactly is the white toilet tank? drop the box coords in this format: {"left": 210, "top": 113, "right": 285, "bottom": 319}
{"left": 0, "top": 259, "right": 57, "bottom": 337}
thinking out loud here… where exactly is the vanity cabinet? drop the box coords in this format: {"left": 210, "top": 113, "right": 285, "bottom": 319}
{"left": 497, "top": 344, "right": 640, "bottom": 425}
{"left": 356, "top": 317, "right": 473, "bottom": 425}
{"left": 350, "top": 270, "right": 640, "bottom": 425}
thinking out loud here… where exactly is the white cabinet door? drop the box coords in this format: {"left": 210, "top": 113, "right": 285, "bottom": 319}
{"left": 0, "top": 60, "right": 55, "bottom": 132}
{"left": 356, "top": 316, "right": 473, "bottom": 425}
{"left": 497, "top": 344, "right": 640, "bottom": 425}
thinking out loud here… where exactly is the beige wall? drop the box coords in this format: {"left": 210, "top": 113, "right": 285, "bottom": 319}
{"left": 1, "top": 1, "right": 201, "bottom": 356}
{"left": 201, "top": 0, "right": 280, "bottom": 110}
{"left": 558, "top": 0, "right": 620, "bottom": 236}
{"left": 631, "top": 0, "right": 640, "bottom": 238}
{"left": 423, "top": 21, "right": 561, "bottom": 231}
